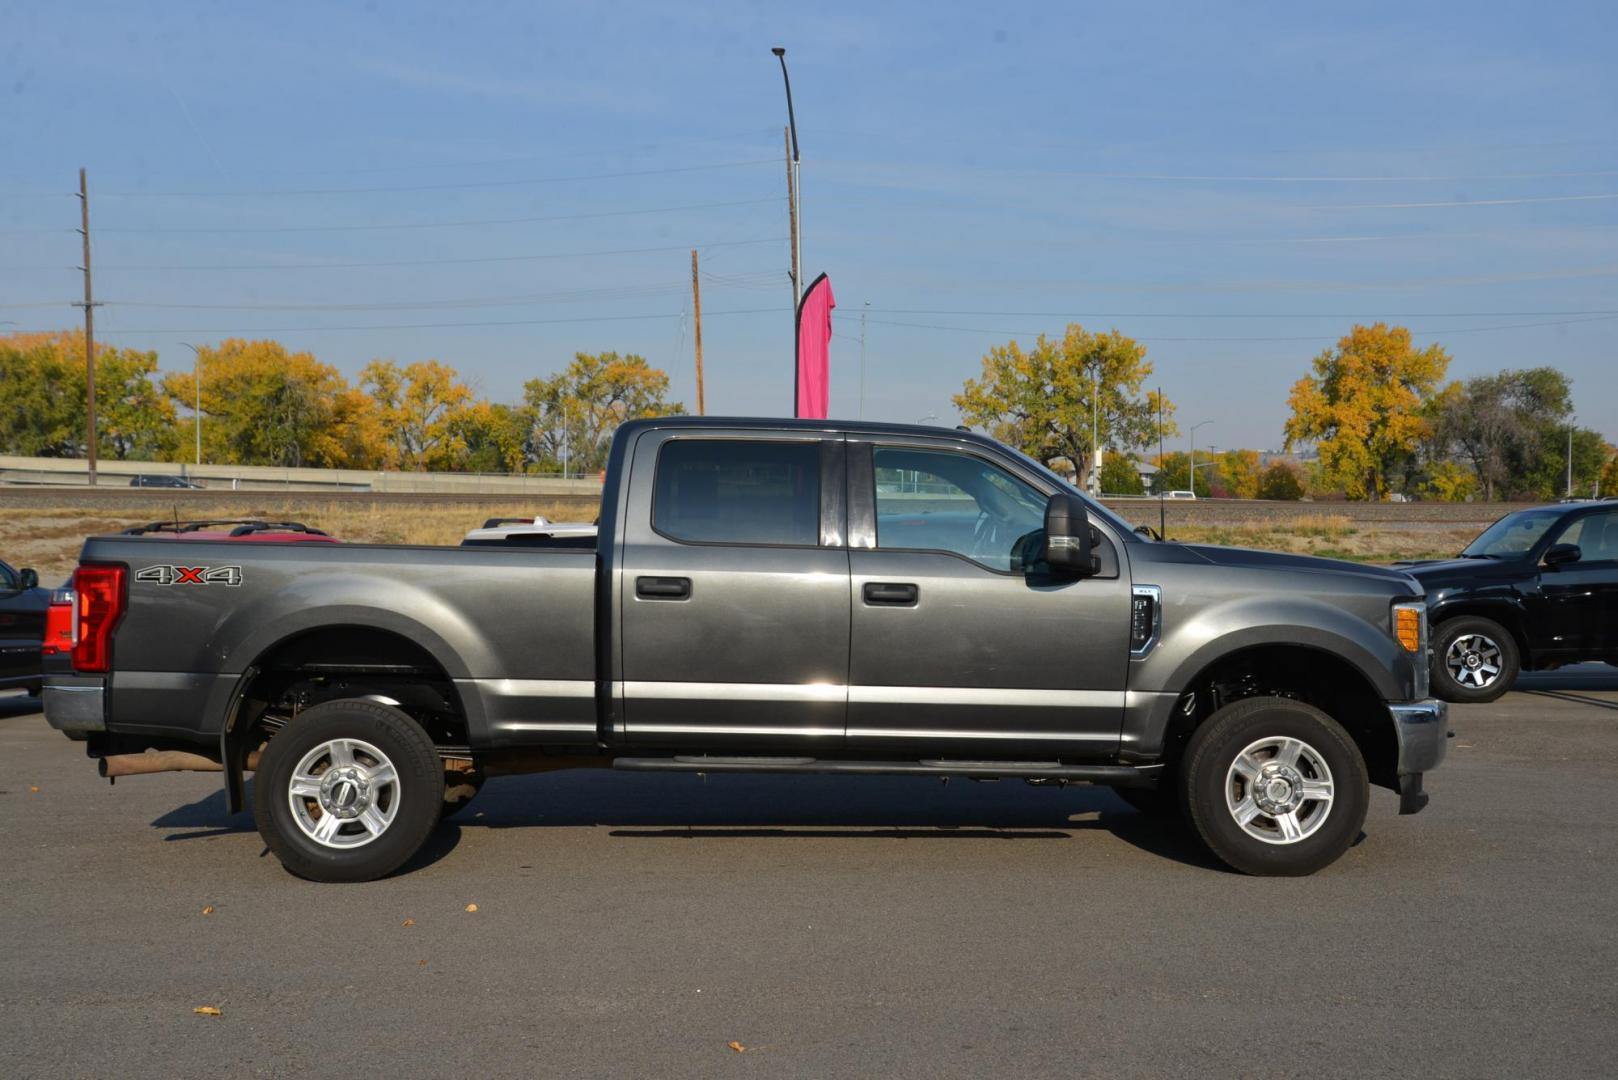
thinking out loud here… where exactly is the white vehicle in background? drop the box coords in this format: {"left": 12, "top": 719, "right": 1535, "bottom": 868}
{"left": 1162, "top": 490, "right": 1198, "bottom": 500}
{"left": 460, "top": 515, "right": 597, "bottom": 548}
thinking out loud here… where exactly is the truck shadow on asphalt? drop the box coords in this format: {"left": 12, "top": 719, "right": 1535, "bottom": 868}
{"left": 1515, "top": 665, "right": 1618, "bottom": 712}
{"left": 0, "top": 693, "right": 42, "bottom": 720}
{"left": 151, "top": 772, "right": 1230, "bottom": 873}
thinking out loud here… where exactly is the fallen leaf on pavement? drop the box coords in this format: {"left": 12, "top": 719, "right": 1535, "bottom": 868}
{"left": 193, "top": 1006, "right": 222, "bottom": 1017}
{"left": 29, "top": 786, "right": 39, "bottom": 793}
{"left": 201, "top": 906, "right": 215, "bottom": 916}
{"left": 727, "top": 1041, "right": 747, "bottom": 1053}
{"left": 402, "top": 919, "right": 415, "bottom": 927}
{"left": 465, "top": 903, "right": 478, "bottom": 913}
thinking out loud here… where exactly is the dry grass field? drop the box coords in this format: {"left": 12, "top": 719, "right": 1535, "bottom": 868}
{"left": 1, "top": 488, "right": 1508, "bottom": 584}
{"left": 0, "top": 493, "right": 598, "bottom": 584}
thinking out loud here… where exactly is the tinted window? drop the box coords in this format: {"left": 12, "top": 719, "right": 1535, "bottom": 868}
{"left": 654, "top": 439, "right": 820, "bottom": 546}
{"left": 1557, "top": 511, "right": 1618, "bottom": 561}
{"left": 1463, "top": 509, "right": 1563, "bottom": 557}
{"left": 873, "top": 447, "right": 1045, "bottom": 571}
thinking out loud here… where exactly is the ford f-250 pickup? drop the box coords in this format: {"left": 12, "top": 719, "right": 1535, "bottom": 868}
{"left": 42, "top": 417, "right": 1448, "bottom": 881}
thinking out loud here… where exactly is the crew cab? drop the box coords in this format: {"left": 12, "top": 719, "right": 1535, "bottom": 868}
{"left": 1400, "top": 501, "right": 1618, "bottom": 702}
{"left": 43, "top": 418, "right": 1448, "bottom": 881}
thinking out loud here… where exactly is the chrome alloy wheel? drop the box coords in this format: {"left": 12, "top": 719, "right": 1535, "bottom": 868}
{"left": 1224, "top": 736, "right": 1335, "bottom": 845}
{"left": 287, "top": 738, "right": 400, "bottom": 849}
{"left": 1445, "top": 632, "right": 1503, "bottom": 689}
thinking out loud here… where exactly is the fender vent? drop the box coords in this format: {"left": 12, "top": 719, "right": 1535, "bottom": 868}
{"left": 1131, "top": 585, "right": 1161, "bottom": 657}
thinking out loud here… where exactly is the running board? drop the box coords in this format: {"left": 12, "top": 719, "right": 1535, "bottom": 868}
{"left": 612, "top": 756, "right": 1157, "bottom": 786}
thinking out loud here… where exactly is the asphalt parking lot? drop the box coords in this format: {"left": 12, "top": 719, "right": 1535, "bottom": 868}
{"left": 3, "top": 673, "right": 1616, "bottom": 1079}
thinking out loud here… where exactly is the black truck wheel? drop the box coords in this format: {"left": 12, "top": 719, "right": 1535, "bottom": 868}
{"left": 1431, "top": 615, "right": 1519, "bottom": 704}
{"left": 1181, "top": 697, "right": 1368, "bottom": 877}
{"left": 252, "top": 699, "right": 445, "bottom": 883}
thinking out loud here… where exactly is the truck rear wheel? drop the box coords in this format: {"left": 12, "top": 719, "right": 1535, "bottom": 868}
{"left": 252, "top": 699, "right": 445, "bottom": 883}
{"left": 1181, "top": 697, "right": 1368, "bottom": 877}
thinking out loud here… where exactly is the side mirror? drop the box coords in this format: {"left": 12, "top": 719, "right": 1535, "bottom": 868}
{"left": 18, "top": 568, "right": 39, "bottom": 590}
{"left": 1543, "top": 543, "right": 1581, "bottom": 569}
{"left": 1044, "top": 493, "right": 1099, "bottom": 577}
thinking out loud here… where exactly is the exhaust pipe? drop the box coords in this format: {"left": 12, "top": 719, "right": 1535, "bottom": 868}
{"left": 99, "top": 750, "right": 261, "bottom": 778}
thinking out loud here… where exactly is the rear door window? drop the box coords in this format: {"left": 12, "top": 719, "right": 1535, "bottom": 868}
{"left": 653, "top": 439, "right": 820, "bottom": 547}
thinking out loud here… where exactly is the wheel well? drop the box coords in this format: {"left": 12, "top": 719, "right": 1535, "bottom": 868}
{"left": 232, "top": 626, "right": 470, "bottom": 754}
{"left": 1165, "top": 644, "right": 1399, "bottom": 792}
{"left": 1431, "top": 603, "right": 1531, "bottom": 667}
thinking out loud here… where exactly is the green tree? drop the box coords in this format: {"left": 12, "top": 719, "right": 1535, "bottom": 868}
{"left": 0, "top": 330, "right": 175, "bottom": 460}
{"left": 448, "top": 401, "right": 531, "bottom": 473}
{"left": 1098, "top": 453, "right": 1145, "bottom": 495}
{"left": 1154, "top": 451, "right": 1210, "bottom": 497}
{"left": 360, "top": 359, "right": 477, "bottom": 471}
{"left": 953, "top": 324, "right": 1176, "bottom": 490}
{"left": 1258, "top": 461, "right": 1305, "bottom": 501}
{"left": 523, "top": 351, "right": 684, "bottom": 474}
{"left": 1284, "top": 324, "right": 1450, "bottom": 500}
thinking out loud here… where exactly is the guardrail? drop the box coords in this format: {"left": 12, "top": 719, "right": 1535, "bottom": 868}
{"left": 0, "top": 455, "right": 603, "bottom": 496}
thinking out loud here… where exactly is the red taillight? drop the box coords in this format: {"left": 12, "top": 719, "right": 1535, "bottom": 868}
{"left": 72, "top": 564, "right": 126, "bottom": 673}
{"left": 42, "top": 589, "right": 76, "bottom": 656}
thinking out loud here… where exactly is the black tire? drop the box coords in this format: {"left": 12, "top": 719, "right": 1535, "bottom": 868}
{"left": 1431, "top": 615, "right": 1519, "bottom": 704}
{"left": 1181, "top": 696, "right": 1369, "bottom": 877}
{"left": 252, "top": 699, "right": 445, "bottom": 883}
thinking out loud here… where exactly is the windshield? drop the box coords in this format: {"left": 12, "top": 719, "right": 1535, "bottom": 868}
{"left": 1000, "top": 443, "right": 1150, "bottom": 540}
{"left": 1462, "top": 509, "right": 1562, "bottom": 558}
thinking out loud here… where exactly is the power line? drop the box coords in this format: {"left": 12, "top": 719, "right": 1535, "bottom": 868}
{"left": 1314, "top": 192, "right": 1618, "bottom": 210}
{"left": 865, "top": 308, "right": 1618, "bottom": 319}
{"left": 0, "top": 236, "right": 788, "bottom": 273}
{"left": 99, "top": 274, "right": 785, "bottom": 312}
{"left": 862, "top": 313, "right": 1618, "bottom": 342}
{"left": 93, "top": 196, "right": 783, "bottom": 235}
{"left": 96, "top": 157, "right": 780, "bottom": 198}
{"left": 11, "top": 307, "right": 782, "bottom": 335}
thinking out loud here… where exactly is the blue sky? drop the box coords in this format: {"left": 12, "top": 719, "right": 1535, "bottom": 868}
{"left": 4, "top": 0, "right": 1615, "bottom": 448}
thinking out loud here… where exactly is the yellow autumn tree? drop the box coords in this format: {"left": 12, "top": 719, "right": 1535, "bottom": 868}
{"left": 162, "top": 339, "right": 382, "bottom": 468}
{"left": 360, "top": 359, "right": 476, "bottom": 471}
{"left": 1283, "top": 324, "right": 1450, "bottom": 500}
{"left": 1218, "top": 449, "right": 1262, "bottom": 499}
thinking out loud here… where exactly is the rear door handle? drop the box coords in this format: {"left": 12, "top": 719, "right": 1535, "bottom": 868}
{"left": 863, "top": 582, "right": 919, "bottom": 606}
{"left": 636, "top": 576, "right": 692, "bottom": 600}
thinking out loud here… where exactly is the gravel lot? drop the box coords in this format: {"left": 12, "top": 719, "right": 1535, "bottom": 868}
{"left": 3, "top": 673, "right": 1616, "bottom": 1079}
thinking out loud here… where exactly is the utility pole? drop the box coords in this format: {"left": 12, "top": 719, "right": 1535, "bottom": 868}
{"left": 1157, "top": 387, "right": 1166, "bottom": 539}
{"left": 76, "top": 167, "right": 99, "bottom": 485}
{"left": 690, "top": 249, "right": 706, "bottom": 416}
{"left": 1090, "top": 369, "right": 1101, "bottom": 495}
{"left": 784, "top": 125, "right": 799, "bottom": 308}
{"left": 858, "top": 301, "right": 868, "bottom": 420}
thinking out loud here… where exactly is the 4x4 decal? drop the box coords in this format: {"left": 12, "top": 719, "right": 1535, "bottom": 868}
{"left": 135, "top": 564, "right": 243, "bottom": 587}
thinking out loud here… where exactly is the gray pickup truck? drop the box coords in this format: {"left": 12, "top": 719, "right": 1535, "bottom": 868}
{"left": 44, "top": 417, "right": 1447, "bottom": 881}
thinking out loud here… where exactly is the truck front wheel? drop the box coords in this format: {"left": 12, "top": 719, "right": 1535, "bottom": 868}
{"left": 252, "top": 699, "right": 445, "bottom": 883}
{"left": 1181, "top": 697, "right": 1369, "bottom": 877}
{"left": 1431, "top": 615, "right": 1519, "bottom": 704}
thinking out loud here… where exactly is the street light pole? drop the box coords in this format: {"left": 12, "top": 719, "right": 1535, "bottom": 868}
{"left": 771, "top": 47, "right": 802, "bottom": 302}
{"left": 1189, "top": 420, "right": 1213, "bottom": 497}
{"left": 181, "top": 342, "right": 203, "bottom": 465}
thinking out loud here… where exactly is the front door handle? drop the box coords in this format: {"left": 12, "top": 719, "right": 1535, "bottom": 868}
{"left": 863, "top": 582, "right": 919, "bottom": 606}
{"left": 636, "top": 576, "right": 692, "bottom": 600}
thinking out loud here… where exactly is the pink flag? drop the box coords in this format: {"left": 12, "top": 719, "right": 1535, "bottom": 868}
{"left": 794, "top": 273, "right": 834, "bottom": 419}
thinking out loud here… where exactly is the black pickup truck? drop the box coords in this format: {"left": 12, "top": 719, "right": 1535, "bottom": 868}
{"left": 43, "top": 417, "right": 1448, "bottom": 881}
